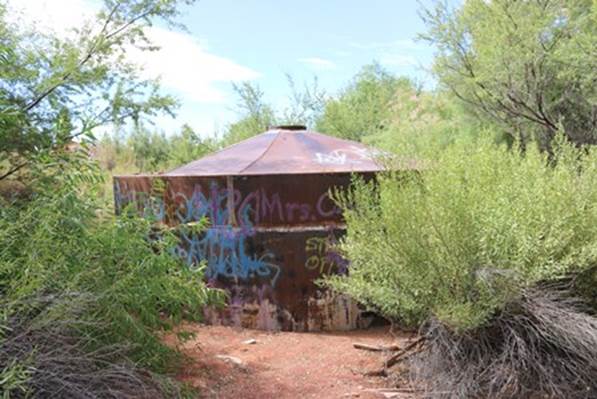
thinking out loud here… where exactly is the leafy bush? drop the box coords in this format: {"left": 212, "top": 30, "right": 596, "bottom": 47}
{"left": 326, "top": 136, "right": 597, "bottom": 332}
{"left": 220, "top": 78, "right": 326, "bottom": 147}
{"left": 366, "top": 89, "right": 488, "bottom": 155}
{"left": 0, "top": 163, "right": 223, "bottom": 397}
{"left": 316, "top": 63, "right": 414, "bottom": 142}
{"left": 326, "top": 135, "right": 597, "bottom": 397}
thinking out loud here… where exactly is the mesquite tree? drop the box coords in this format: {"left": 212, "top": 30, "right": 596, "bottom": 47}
{"left": 0, "top": 0, "right": 194, "bottom": 183}
{"left": 421, "top": 0, "right": 596, "bottom": 151}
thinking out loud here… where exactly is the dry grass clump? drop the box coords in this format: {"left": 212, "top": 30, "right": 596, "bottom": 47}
{"left": 409, "top": 286, "right": 597, "bottom": 399}
{"left": 1, "top": 293, "right": 182, "bottom": 399}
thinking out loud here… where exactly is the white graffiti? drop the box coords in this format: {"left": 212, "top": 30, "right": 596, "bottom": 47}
{"left": 315, "top": 150, "right": 347, "bottom": 165}
{"left": 314, "top": 145, "right": 383, "bottom": 166}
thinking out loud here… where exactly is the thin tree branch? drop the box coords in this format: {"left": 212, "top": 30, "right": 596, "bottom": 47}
{"left": 0, "top": 161, "right": 28, "bottom": 181}
{"left": 23, "top": 2, "right": 157, "bottom": 113}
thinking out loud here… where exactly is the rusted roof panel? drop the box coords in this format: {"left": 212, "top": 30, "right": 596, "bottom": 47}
{"left": 165, "top": 127, "right": 392, "bottom": 176}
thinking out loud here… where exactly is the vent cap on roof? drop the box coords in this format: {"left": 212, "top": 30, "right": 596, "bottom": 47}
{"left": 271, "top": 125, "right": 306, "bottom": 131}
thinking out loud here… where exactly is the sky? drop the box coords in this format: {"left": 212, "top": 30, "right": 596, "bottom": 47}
{"left": 8, "top": 0, "right": 442, "bottom": 138}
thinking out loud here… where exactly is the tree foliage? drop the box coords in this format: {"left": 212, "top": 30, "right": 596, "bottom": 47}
{"left": 220, "top": 77, "right": 326, "bottom": 146}
{"left": 0, "top": 1, "right": 227, "bottom": 397}
{"left": 316, "top": 63, "right": 416, "bottom": 142}
{"left": 366, "top": 87, "right": 485, "bottom": 154}
{"left": 96, "top": 124, "right": 217, "bottom": 174}
{"left": 422, "top": 0, "right": 597, "bottom": 151}
{"left": 220, "top": 82, "right": 277, "bottom": 146}
{"left": 0, "top": 0, "right": 194, "bottom": 182}
{"left": 0, "top": 159, "right": 224, "bottom": 396}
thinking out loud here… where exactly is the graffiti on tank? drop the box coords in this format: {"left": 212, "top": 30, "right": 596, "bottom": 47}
{"left": 172, "top": 183, "right": 232, "bottom": 225}
{"left": 114, "top": 180, "right": 166, "bottom": 222}
{"left": 325, "top": 249, "right": 349, "bottom": 275}
{"left": 114, "top": 180, "right": 342, "bottom": 227}
{"left": 305, "top": 237, "right": 334, "bottom": 274}
{"left": 170, "top": 184, "right": 280, "bottom": 286}
{"left": 167, "top": 183, "right": 340, "bottom": 226}
{"left": 315, "top": 150, "right": 347, "bottom": 165}
{"left": 304, "top": 235, "right": 349, "bottom": 275}
{"left": 114, "top": 179, "right": 345, "bottom": 287}
{"left": 115, "top": 180, "right": 281, "bottom": 285}
{"left": 173, "top": 225, "right": 280, "bottom": 286}
{"left": 236, "top": 187, "right": 341, "bottom": 224}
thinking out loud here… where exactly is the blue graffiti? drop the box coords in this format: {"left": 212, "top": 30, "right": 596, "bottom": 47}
{"left": 173, "top": 227, "right": 280, "bottom": 286}
{"left": 114, "top": 181, "right": 166, "bottom": 222}
{"left": 173, "top": 183, "right": 232, "bottom": 226}
{"left": 115, "top": 180, "right": 282, "bottom": 286}
{"left": 171, "top": 183, "right": 280, "bottom": 286}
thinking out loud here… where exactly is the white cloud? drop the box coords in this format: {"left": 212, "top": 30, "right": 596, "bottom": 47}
{"left": 128, "top": 27, "right": 260, "bottom": 103}
{"left": 6, "top": 0, "right": 95, "bottom": 37}
{"left": 6, "top": 0, "right": 260, "bottom": 104}
{"left": 346, "top": 37, "right": 425, "bottom": 69}
{"left": 298, "top": 57, "right": 337, "bottom": 71}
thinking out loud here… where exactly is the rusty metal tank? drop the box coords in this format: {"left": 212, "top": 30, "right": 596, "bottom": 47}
{"left": 113, "top": 126, "right": 413, "bottom": 331}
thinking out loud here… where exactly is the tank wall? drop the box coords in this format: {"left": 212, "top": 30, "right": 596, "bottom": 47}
{"left": 113, "top": 173, "right": 375, "bottom": 331}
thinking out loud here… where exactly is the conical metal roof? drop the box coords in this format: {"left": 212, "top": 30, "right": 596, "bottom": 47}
{"left": 165, "top": 126, "right": 395, "bottom": 176}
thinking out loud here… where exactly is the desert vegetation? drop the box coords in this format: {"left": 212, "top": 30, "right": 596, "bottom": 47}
{"left": 323, "top": 1, "right": 597, "bottom": 398}
{"left": 1, "top": 0, "right": 596, "bottom": 397}
{"left": 0, "top": 1, "right": 224, "bottom": 397}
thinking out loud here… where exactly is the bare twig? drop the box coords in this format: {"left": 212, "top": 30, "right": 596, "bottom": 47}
{"left": 1, "top": 293, "right": 179, "bottom": 398}
{"left": 23, "top": 2, "right": 157, "bottom": 113}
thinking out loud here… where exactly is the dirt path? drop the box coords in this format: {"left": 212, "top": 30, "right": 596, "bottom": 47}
{"left": 168, "top": 324, "right": 415, "bottom": 398}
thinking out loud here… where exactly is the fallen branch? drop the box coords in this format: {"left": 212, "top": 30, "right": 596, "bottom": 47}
{"left": 362, "top": 387, "right": 419, "bottom": 395}
{"left": 385, "top": 337, "right": 425, "bottom": 369}
{"left": 363, "top": 388, "right": 419, "bottom": 393}
{"left": 364, "top": 337, "right": 426, "bottom": 377}
{"left": 353, "top": 342, "right": 401, "bottom": 352}
{"left": 364, "top": 368, "right": 387, "bottom": 377}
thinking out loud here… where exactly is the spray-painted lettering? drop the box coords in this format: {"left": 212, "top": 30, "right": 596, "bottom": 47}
{"left": 113, "top": 179, "right": 346, "bottom": 286}
{"left": 304, "top": 235, "right": 349, "bottom": 275}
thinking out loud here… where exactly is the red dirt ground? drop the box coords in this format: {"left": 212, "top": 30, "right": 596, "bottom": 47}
{"left": 166, "top": 324, "right": 416, "bottom": 399}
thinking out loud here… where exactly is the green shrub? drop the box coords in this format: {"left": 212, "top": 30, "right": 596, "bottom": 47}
{"left": 326, "top": 136, "right": 597, "bottom": 332}
{"left": 0, "top": 162, "right": 224, "bottom": 397}
{"left": 316, "top": 63, "right": 414, "bottom": 142}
